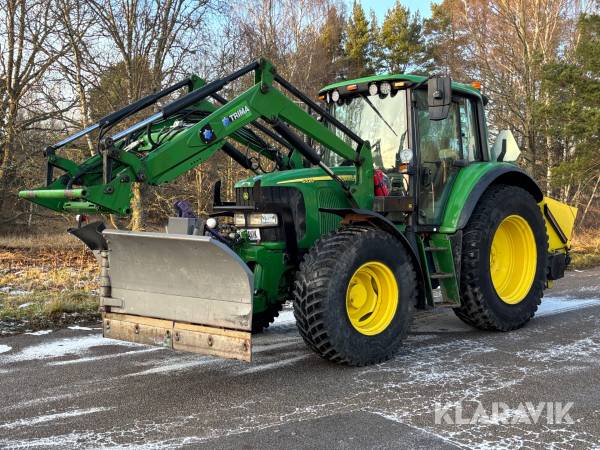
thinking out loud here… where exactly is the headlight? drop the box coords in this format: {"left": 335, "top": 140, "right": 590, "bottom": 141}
{"left": 233, "top": 213, "right": 246, "bottom": 227}
{"left": 247, "top": 213, "right": 278, "bottom": 227}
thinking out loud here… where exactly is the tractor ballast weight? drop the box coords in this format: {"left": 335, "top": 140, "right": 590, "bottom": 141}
{"left": 20, "top": 59, "right": 578, "bottom": 365}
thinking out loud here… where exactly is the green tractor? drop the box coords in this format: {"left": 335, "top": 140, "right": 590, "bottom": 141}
{"left": 20, "top": 59, "right": 577, "bottom": 366}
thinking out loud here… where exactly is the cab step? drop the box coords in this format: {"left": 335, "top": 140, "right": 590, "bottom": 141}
{"left": 430, "top": 272, "right": 454, "bottom": 279}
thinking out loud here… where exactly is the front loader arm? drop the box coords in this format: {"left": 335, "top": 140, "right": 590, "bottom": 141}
{"left": 20, "top": 59, "right": 373, "bottom": 215}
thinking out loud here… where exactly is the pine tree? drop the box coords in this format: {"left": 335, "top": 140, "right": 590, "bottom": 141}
{"left": 379, "top": 1, "right": 423, "bottom": 74}
{"left": 344, "top": 1, "right": 373, "bottom": 77}
{"left": 540, "top": 13, "right": 600, "bottom": 221}
{"left": 367, "top": 10, "right": 383, "bottom": 74}
{"left": 317, "top": 5, "right": 346, "bottom": 82}
{"left": 421, "top": 0, "right": 468, "bottom": 78}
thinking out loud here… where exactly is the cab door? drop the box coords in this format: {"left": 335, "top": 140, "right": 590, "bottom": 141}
{"left": 414, "top": 91, "right": 480, "bottom": 225}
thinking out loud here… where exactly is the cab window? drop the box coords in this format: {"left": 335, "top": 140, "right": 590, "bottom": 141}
{"left": 459, "top": 98, "right": 480, "bottom": 161}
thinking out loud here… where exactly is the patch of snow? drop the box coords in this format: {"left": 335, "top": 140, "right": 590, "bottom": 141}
{"left": 24, "top": 330, "right": 53, "bottom": 336}
{"left": 0, "top": 407, "right": 111, "bottom": 430}
{"left": 578, "top": 285, "right": 600, "bottom": 293}
{"left": 252, "top": 341, "right": 299, "bottom": 353}
{"left": 3, "top": 334, "right": 142, "bottom": 363}
{"left": 237, "top": 354, "right": 309, "bottom": 375}
{"left": 8, "top": 393, "right": 78, "bottom": 410}
{"left": 125, "top": 357, "right": 218, "bottom": 377}
{"left": 537, "top": 297, "right": 600, "bottom": 317}
{"left": 18, "top": 302, "right": 32, "bottom": 308}
{"left": 49, "top": 347, "right": 163, "bottom": 366}
{"left": 0, "top": 344, "right": 11, "bottom": 354}
{"left": 272, "top": 309, "right": 295, "bottom": 326}
{"left": 67, "top": 325, "right": 97, "bottom": 331}
{"left": 516, "top": 337, "right": 600, "bottom": 363}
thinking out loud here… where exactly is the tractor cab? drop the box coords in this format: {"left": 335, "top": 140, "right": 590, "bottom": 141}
{"left": 319, "top": 75, "right": 487, "bottom": 228}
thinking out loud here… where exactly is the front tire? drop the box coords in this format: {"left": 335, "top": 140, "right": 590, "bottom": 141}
{"left": 293, "top": 226, "right": 417, "bottom": 366}
{"left": 252, "top": 300, "right": 285, "bottom": 333}
{"left": 454, "top": 184, "right": 548, "bottom": 331}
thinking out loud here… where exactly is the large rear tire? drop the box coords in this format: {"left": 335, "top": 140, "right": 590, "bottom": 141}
{"left": 293, "top": 225, "right": 417, "bottom": 366}
{"left": 454, "top": 184, "right": 548, "bottom": 331}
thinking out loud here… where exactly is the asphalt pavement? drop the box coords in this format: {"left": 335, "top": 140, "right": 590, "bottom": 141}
{"left": 1, "top": 268, "right": 599, "bottom": 449}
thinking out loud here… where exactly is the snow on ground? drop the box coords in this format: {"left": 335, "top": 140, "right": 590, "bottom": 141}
{"left": 67, "top": 325, "right": 100, "bottom": 331}
{"left": 537, "top": 297, "right": 600, "bottom": 317}
{"left": 0, "top": 296, "right": 596, "bottom": 373}
{"left": 0, "top": 407, "right": 112, "bottom": 430}
{"left": 237, "top": 354, "right": 310, "bottom": 375}
{"left": 24, "top": 330, "right": 53, "bottom": 336}
{"left": 1, "top": 334, "right": 142, "bottom": 363}
{"left": 0, "top": 344, "right": 12, "bottom": 354}
{"left": 49, "top": 347, "right": 163, "bottom": 366}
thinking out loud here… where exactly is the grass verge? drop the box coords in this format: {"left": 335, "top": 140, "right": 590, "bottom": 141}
{"left": 0, "top": 233, "right": 99, "bottom": 334}
{"left": 570, "top": 229, "right": 600, "bottom": 270}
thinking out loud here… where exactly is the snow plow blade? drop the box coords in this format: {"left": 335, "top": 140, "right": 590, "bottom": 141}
{"left": 100, "top": 230, "right": 253, "bottom": 362}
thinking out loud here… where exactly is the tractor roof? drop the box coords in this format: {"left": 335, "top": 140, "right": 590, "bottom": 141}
{"left": 319, "top": 73, "right": 485, "bottom": 101}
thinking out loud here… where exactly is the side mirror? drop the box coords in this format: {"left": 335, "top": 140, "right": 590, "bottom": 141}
{"left": 428, "top": 76, "right": 452, "bottom": 121}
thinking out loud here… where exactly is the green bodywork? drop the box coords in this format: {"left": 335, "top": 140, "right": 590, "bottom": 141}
{"left": 19, "top": 59, "right": 538, "bottom": 316}
{"left": 319, "top": 73, "right": 486, "bottom": 100}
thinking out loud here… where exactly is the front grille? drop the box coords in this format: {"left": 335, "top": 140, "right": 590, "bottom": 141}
{"left": 235, "top": 187, "right": 257, "bottom": 207}
{"left": 318, "top": 189, "right": 345, "bottom": 234}
{"left": 234, "top": 185, "right": 306, "bottom": 242}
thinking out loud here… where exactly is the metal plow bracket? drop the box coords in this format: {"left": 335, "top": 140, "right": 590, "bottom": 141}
{"left": 101, "top": 230, "right": 253, "bottom": 361}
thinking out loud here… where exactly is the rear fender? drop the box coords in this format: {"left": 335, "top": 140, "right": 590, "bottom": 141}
{"left": 441, "top": 164, "right": 543, "bottom": 233}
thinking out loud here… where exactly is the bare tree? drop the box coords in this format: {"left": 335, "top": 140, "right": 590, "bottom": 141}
{"left": 0, "top": 0, "right": 69, "bottom": 204}
{"left": 55, "top": 0, "right": 101, "bottom": 155}
{"left": 86, "top": 0, "right": 217, "bottom": 230}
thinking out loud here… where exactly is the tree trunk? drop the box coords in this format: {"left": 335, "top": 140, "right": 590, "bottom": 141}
{"left": 580, "top": 174, "right": 600, "bottom": 225}
{"left": 128, "top": 183, "right": 144, "bottom": 231}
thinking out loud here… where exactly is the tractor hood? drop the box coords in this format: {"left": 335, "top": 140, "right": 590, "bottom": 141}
{"left": 235, "top": 166, "right": 356, "bottom": 189}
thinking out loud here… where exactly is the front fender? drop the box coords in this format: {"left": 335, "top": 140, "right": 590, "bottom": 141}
{"left": 320, "top": 207, "right": 426, "bottom": 307}
{"left": 440, "top": 162, "right": 543, "bottom": 233}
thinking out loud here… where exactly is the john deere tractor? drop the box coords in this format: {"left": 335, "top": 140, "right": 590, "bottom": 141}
{"left": 20, "top": 59, "right": 577, "bottom": 366}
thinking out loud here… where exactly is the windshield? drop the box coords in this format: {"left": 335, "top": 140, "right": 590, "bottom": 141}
{"left": 323, "top": 90, "right": 409, "bottom": 170}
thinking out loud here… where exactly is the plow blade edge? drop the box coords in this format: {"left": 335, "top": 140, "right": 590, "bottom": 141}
{"left": 101, "top": 230, "right": 253, "bottom": 361}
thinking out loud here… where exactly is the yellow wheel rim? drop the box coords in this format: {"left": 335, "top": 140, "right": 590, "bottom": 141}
{"left": 490, "top": 215, "right": 537, "bottom": 304}
{"left": 345, "top": 261, "right": 398, "bottom": 335}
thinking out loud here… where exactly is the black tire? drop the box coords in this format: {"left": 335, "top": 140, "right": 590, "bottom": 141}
{"left": 293, "top": 225, "right": 417, "bottom": 366}
{"left": 454, "top": 184, "right": 548, "bottom": 331}
{"left": 252, "top": 300, "right": 285, "bottom": 333}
